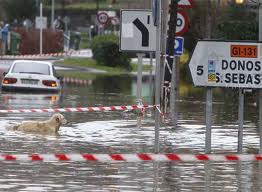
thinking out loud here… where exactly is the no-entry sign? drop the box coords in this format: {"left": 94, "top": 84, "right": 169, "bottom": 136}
{"left": 189, "top": 40, "right": 262, "bottom": 89}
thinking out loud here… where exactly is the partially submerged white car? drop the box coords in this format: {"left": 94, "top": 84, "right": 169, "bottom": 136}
{"left": 1, "top": 60, "right": 62, "bottom": 92}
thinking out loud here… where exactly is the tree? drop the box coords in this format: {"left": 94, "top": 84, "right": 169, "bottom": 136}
{"left": 184, "top": 1, "right": 258, "bottom": 51}
{"left": 3, "top": 0, "right": 38, "bottom": 23}
{"left": 216, "top": 3, "right": 258, "bottom": 40}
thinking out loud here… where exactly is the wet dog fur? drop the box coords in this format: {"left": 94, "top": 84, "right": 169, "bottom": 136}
{"left": 8, "top": 113, "right": 67, "bottom": 134}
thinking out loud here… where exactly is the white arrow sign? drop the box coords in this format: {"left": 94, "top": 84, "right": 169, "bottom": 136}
{"left": 189, "top": 40, "right": 262, "bottom": 89}
{"left": 178, "top": 0, "right": 193, "bottom": 8}
{"left": 120, "top": 10, "right": 156, "bottom": 52}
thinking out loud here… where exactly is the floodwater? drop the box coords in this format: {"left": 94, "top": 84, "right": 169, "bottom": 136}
{"left": 0, "top": 67, "right": 262, "bottom": 191}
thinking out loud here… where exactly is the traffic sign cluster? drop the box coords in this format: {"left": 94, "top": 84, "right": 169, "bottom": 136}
{"left": 97, "top": 11, "right": 119, "bottom": 26}
{"left": 174, "top": 0, "right": 192, "bottom": 56}
{"left": 120, "top": 0, "right": 193, "bottom": 54}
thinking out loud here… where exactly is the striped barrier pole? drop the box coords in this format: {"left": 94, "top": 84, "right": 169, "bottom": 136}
{"left": 0, "top": 105, "right": 153, "bottom": 113}
{"left": 0, "top": 153, "right": 261, "bottom": 162}
{"left": 0, "top": 52, "right": 180, "bottom": 60}
{"left": 0, "top": 50, "right": 92, "bottom": 59}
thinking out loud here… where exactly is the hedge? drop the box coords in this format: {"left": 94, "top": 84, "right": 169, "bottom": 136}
{"left": 90, "top": 34, "right": 131, "bottom": 71}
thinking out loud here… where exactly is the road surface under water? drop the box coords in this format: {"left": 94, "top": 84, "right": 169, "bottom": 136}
{"left": 0, "top": 70, "right": 261, "bottom": 191}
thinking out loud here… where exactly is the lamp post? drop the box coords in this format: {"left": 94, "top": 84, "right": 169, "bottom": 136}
{"left": 40, "top": 0, "right": 43, "bottom": 55}
{"left": 51, "top": 0, "right": 55, "bottom": 29}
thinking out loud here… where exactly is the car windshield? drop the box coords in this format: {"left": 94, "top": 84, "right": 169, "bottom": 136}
{"left": 11, "top": 62, "right": 51, "bottom": 75}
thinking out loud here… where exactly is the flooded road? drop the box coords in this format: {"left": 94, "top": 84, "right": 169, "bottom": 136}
{"left": 0, "top": 67, "right": 261, "bottom": 191}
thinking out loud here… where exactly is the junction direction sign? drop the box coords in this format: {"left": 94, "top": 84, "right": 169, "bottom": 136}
{"left": 189, "top": 40, "right": 262, "bottom": 89}
{"left": 120, "top": 10, "right": 188, "bottom": 52}
{"left": 120, "top": 10, "right": 156, "bottom": 52}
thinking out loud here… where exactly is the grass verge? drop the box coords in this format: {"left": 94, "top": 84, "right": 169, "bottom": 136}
{"left": 57, "top": 71, "right": 99, "bottom": 80}
{"left": 55, "top": 58, "right": 128, "bottom": 74}
{"left": 55, "top": 58, "right": 152, "bottom": 73}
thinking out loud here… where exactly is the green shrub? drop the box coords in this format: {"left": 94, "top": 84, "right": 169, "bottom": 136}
{"left": 90, "top": 34, "right": 131, "bottom": 71}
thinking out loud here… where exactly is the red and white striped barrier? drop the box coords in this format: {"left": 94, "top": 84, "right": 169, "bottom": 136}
{"left": 0, "top": 153, "right": 261, "bottom": 162}
{"left": 0, "top": 52, "right": 69, "bottom": 59}
{"left": 0, "top": 51, "right": 183, "bottom": 60}
{"left": 0, "top": 105, "right": 152, "bottom": 113}
{"left": 0, "top": 49, "right": 93, "bottom": 59}
{"left": 62, "top": 77, "right": 91, "bottom": 86}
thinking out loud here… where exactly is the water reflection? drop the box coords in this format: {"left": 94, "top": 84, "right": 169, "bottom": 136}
{"left": 0, "top": 72, "right": 261, "bottom": 191}
{"left": 1, "top": 92, "right": 61, "bottom": 107}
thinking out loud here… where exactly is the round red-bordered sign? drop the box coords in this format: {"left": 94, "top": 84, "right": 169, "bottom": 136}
{"left": 176, "top": 10, "right": 189, "bottom": 36}
{"left": 111, "top": 16, "right": 119, "bottom": 25}
{"left": 97, "top": 12, "right": 109, "bottom": 25}
{"left": 178, "top": 0, "right": 193, "bottom": 9}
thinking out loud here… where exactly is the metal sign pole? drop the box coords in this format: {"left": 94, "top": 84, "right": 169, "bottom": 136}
{"left": 259, "top": 1, "right": 262, "bottom": 185}
{"left": 51, "top": 0, "right": 55, "bottom": 29}
{"left": 149, "top": 52, "right": 153, "bottom": 105}
{"left": 136, "top": 53, "right": 144, "bottom": 103}
{"left": 160, "top": 0, "right": 169, "bottom": 105}
{"left": 238, "top": 89, "right": 244, "bottom": 153}
{"left": 170, "top": 56, "right": 177, "bottom": 123}
{"left": 259, "top": 2, "right": 262, "bottom": 154}
{"left": 205, "top": 87, "right": 212, "bottom": 154}
{"left": 154, "top": 0, "right": 161, "bottom": 153}
{"left": 168, "top": 0, "right": 178, "bottom": 122}
{"left": 40, "top": 1, "right": 43, "bottom": 55}
{"left": 136, "top": 53, "right": 143, "bottom": 129}
{"left": 260, "top": 90, "right": 262, "bottom": 153}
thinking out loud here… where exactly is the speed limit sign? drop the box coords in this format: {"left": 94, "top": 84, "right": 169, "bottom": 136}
{"left": 176, "top": 10, "right": 188, "bottom": 36}
{"left": 97, "top": 12, "right": 109, "bottom": 25}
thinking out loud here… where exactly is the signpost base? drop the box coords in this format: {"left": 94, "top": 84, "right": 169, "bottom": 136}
{"left": 238, "top": 89, "right": 244, "bottom": 154}
{"left": 136, "top": 53, "right": 144, "bottom": 102}
{"left": 205, "top": 87, "right": 212, "bottom": 154}
{"left": 259, "top": 90, "right": 262, "bottom": 154}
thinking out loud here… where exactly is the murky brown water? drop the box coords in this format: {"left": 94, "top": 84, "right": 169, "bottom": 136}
{"left": 0, "top": 70, "right": 262, "bottom": 191}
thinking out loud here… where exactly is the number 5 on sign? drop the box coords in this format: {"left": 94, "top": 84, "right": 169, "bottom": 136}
{"left": 197, "top": 65, "right": 203, "bottom": 76}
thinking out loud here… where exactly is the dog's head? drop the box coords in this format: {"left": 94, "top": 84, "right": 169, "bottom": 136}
{"left": 52, "top": 113, "right": 67, "bottom": 125}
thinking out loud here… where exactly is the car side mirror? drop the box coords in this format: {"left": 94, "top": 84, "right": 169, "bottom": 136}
{"left": 3, "top": 72, "right": 6, "bottom": 76}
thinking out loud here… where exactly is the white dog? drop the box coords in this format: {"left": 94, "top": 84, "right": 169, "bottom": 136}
{"left": 8, "top": 113, "right": 67, "bottom": 134}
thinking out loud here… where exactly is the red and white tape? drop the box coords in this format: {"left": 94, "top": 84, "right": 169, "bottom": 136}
{"left": 0, "top": 105, "right": 152, "bottom": 113}
{"left": 0, "top": 153, "right": 261, "bottom": 162}
{"left": 0, "top": 50, "right": 92, "bottom": 59}
{"left": 0, "top": 52, "right": 69, "bottom": 59}
{"left": 0, "top": 50, "right": 183, "bottom": 60}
